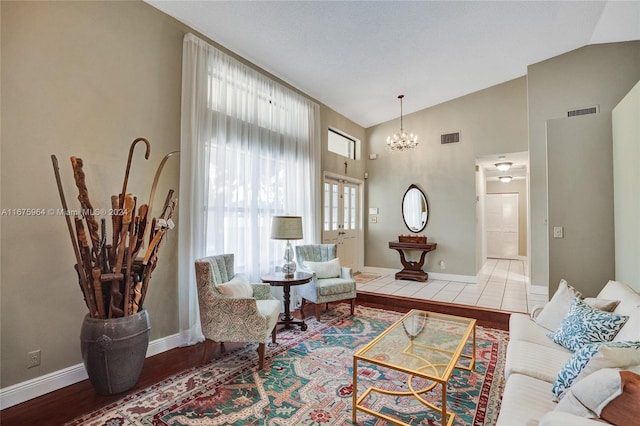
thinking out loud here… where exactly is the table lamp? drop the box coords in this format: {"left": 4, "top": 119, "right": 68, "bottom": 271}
{"left": 271, "top": 216, "right": 303, "bottom": 278}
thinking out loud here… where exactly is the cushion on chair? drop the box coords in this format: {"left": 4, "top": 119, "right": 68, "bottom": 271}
{"left": 303, "top": 258, "right": 341, "bottom": 278}
{"left": 256, "top": 299, "right": 282, "bottom": 332}
{"left": 315, "top": 277, "right": 356, "bottom": 296}
{"left": 216, "top": 275, "right": 253, "bottom": 298}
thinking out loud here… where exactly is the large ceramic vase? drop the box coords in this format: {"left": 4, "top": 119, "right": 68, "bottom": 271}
{"left": 80, "top": 309, "right": 151, "bottom": 395}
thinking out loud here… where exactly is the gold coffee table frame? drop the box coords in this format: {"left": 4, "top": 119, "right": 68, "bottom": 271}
{"left": 352, "top": 310, "right": 476, "bottom": 426}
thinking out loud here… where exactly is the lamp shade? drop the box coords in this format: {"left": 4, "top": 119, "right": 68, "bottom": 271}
{"left": 271, "top": 216, "right": 303, "bottom": 240}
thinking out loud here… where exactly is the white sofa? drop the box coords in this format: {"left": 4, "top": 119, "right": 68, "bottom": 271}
{"left": 496, "top": 280, "right": 640, "bottom": 425}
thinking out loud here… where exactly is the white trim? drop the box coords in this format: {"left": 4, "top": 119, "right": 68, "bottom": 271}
{"left": 322, "top": 171, "right": 365, "bottom": 273}
{"left": 362, "top": 266, "right": 477, "bottom": 284}
{"left": 0, "top": 333, "right": 181, "bottom": 410}
{"left": 428, "top": 272, "right": 477, "bottom": 284}
{"left": 529, "top": 285, "right": 549, "bottom": 296}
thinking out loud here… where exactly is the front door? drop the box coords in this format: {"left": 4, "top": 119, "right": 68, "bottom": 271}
{"left": 322, "top": 177, "right": 360, "bottom": 270}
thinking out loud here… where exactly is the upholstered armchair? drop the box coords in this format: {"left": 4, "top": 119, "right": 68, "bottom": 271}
{"left": 295, "top": 244, "right": 356, "bottom": 321}
{"left": 195, "top": 254, "right": 281, "bottom": 370}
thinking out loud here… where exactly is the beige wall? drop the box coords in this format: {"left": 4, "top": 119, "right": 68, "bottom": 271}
{"left": 1, "top": 0, "right": 184, "bottom": 389}
{"left": 486, "top": 179, "right": 528, "bottom": 257}
{"left": 613, "top": 80, "right": 640, "bottom": 291}
{"left": 365, "top": 77, "right": 528, "bottom": 276}
{"left": 547, "top": 114, "right": 615, "bottom": 297}
{"left": 527, "top": 41, "right": 640, "bottom": 291}
{"left": 0, "top": 0, "right": 362, "bottom": 391}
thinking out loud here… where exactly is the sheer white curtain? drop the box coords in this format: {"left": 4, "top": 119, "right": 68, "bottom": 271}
{"left": 178, "top": 33, "right": 321, "bottom": 346}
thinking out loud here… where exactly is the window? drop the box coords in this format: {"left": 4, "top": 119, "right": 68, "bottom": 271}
{"left": 328, "top": 128, "right": 358, "bottom": 160}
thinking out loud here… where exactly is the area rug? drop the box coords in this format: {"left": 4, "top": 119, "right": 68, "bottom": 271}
{"left": 67, "top": 304, "right": 508, "bottom": 426}
{"left": 354, "top": 272, "right": 382, "bottom": 284}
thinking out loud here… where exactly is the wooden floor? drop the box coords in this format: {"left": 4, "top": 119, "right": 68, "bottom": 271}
{"left": 0, "top": 296, "right": 510, "bottom": 426}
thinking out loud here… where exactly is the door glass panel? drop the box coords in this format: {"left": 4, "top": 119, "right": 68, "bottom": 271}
{"left": 323, "top": 182, "right": 331, "bottom": 231}
{"left": 350, "top": 186, "right": 356, "bottom": 230}
{"left": 331, "top": 183, "right": 339, "bottom": 231}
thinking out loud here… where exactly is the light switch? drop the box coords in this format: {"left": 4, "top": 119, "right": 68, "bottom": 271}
{"left": 371, "top": 215, "right": 377, "bottom": 223}
{"left": 553, "top": 226, "right": 564, "bottom": 239}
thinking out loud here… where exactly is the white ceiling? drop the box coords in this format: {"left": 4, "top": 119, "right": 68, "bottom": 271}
{"left": 146, "top": 0, "right": 640, "bottom": 129}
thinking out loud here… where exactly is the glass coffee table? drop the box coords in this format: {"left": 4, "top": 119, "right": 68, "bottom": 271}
{"left": 352, "top": 309, "right": 476, "bottom": 426}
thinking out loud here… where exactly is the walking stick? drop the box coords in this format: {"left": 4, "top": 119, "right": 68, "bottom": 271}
{"left": 51, "top": 155, "right": 99, "bottom": 318}
{"left": 113, "top": 138, "right": 151, "bottom": 255}
{"left": 70, "top": 157, "right": 101, "bottom": 262}
{"left": 142, "top": 151, "right": 179, "bottom": 247}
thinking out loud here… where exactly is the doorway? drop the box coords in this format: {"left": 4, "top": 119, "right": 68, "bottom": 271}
{"left": 486, "top": 193, "right": 519, "bottom": 259}
{"left": 322, "top": 174, "right": 363, "bottom": 271}
{"left": 476, "top": 151, "right": 529, "bottom": 303}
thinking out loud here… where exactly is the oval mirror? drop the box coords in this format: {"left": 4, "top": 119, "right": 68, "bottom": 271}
{"left": 402, "top": 184, "right": 428, "bottom": 233}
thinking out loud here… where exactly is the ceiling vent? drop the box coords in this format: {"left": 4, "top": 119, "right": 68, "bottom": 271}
{"left": 441, "top": 132, "right": 460, "bottom": 144}
{"left": 567, "top": 105, "right": 599, "bottom": 117}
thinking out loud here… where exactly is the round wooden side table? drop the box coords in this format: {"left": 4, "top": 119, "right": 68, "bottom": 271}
{"left": 261, "top": 271, "right": 312, "bottom": 331}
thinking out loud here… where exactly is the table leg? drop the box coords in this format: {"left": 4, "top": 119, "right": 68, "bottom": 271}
{"left": 441, "top": 383, "right": 447, "bottom": 426}
{"left": 278, "top": 283, "right": 307, "bottom": 331}
{"left": 352, "top": 357, "right": 358, "bottom": 423}
{"left": 281, "top": 284, "right": 294, "bottom": 323}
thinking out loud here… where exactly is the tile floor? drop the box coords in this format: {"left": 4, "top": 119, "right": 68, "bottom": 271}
{"left": 358, "top": 258, "right": 548, "bottom": 314}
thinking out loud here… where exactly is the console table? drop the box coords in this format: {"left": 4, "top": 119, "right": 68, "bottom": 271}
{"left": 388, "top": 241, "right": 437, "bottom": 282}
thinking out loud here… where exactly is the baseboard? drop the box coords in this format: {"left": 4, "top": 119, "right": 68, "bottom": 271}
{"left": 529, "top": 285, "right": 549, "bottom": 296}
{"left": 428, "top": 272, "right": 477, "bottom": 284}
{"left": 362, "top": 266, "right": 477, "bottom": 284}
{"left": 0, "top": 333, "right": 181, "bottom": 410}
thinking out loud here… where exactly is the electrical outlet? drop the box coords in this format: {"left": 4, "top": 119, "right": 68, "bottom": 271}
{"left": 28, "top": 350, "right": 41, "bottom": 368}
{"left": 553, "top": 226, "right": 564, "bottom": 239}
{"left": 439, "top": 260, "right": 446, "bottom": 270}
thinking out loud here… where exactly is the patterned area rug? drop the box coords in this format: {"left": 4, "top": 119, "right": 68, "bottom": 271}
{"left": 67, "top": 304, "right": 507, "bottom": 426}
{"left": 354, "top": 273, "right": 382, "bottom": 284}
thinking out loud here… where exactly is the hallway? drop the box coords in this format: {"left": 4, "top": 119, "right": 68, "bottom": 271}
{"left": 357, "top": 258, "right": 547, "bottom": 314}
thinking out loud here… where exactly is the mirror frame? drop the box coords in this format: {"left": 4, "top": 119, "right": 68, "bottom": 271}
{"left": 402, "top": 184, "right": 429, "bottom": 233}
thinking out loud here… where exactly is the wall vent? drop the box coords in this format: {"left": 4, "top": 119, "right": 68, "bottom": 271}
{"left": 567, "top": 105, "right": 599, "bottom": 117}
{"left": 441, "top": 132, "right": 460, "bottom": 144}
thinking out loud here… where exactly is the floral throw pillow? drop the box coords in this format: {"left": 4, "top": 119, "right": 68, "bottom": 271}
{"left": 551, "top": 341, "right": 640, "bottom": 401}
{"left": 548, "top": 297, "right": 629, "bottom": 351}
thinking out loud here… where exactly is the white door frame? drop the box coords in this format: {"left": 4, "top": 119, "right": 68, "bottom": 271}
{"left": 322, "top": 171, "right": 364, "bottom": 272}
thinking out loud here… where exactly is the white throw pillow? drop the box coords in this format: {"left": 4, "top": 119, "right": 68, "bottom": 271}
{"left": 534, "top": 279, "right": 582, "bottom": 331}
{"left": 304, "top": 258, "right": 341, "bottom": 279}
{"left": 573, "top": 343, "right": 640, "bottom": 385}
{"left": 614, "top": 305, "right": 640, "bottom": 342}
{"left": 551, "top": 341, "right": 640, "bottom": 400}
{"left": 216, "top": 275, "right": 253, "bottom": 298}
{"left": 555, "top": 368, "right": 622, "bottom": 418}
{"left": 584, "top": 297, "right": 620, "bottom": 312}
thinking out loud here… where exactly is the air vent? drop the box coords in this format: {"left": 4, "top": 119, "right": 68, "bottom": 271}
{"left": 441, "top": 132, "right": 460, "bottom": 144}
{"left": 568, "top": 105, "right": 599, "bottom": 117}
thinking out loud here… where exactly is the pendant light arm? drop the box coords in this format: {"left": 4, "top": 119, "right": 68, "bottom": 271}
{"left": 398, "top": 95, "right": 404, "bottom": 131}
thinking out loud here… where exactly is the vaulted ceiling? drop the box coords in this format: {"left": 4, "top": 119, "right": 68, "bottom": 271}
{"left": 146, "top": 1, "right": 640, "bottom": 129}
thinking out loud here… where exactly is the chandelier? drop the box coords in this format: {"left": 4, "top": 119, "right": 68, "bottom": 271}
{"left": 386, "top": 95, "right": 418, "bottom": 152}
